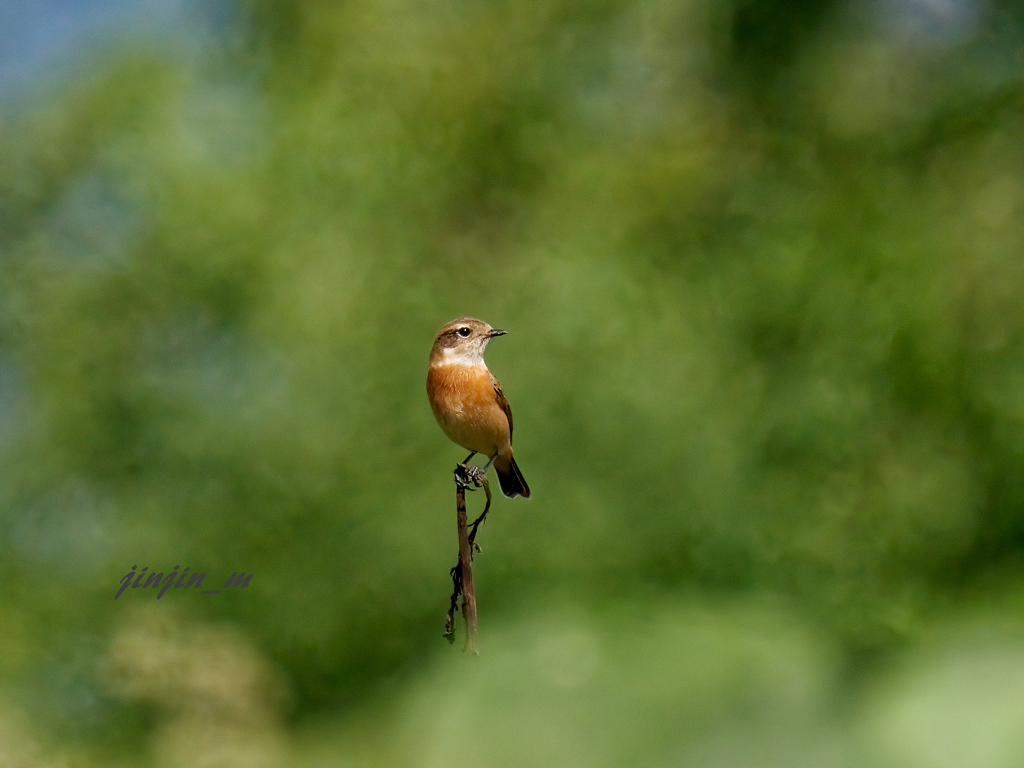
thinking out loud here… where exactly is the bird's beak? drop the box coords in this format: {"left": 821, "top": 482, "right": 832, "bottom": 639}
{"left": 488, "top": 328, "right": 507, "bottom": 338}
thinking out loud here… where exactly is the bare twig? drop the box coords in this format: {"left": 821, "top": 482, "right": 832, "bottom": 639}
{"left": 468, "top": 476, "right": 492, "bottom": 549}
{"left": 444, "top": 463, "right": 488, "bottom": 653}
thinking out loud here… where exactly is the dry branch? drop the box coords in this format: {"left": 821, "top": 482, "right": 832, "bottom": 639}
{"left": 444, "top": 464, "right": 491, "bottom": 654}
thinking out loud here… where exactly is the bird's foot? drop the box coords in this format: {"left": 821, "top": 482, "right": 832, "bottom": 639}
{"left": 454, "top": 463, "right": 488, "bottom": 490}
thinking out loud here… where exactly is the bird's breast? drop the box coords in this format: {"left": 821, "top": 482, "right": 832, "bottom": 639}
{"left": 426, "top": 362, "right": 508, "bottom": 454}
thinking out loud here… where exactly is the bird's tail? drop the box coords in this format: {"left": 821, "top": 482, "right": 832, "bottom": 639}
{"left": 493, "top": 452, "right": 530, "bottom": 498}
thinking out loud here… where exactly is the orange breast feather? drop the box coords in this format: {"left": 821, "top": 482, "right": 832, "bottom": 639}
{"left": 427, "top": 364, "right": 510, "bottom": 456}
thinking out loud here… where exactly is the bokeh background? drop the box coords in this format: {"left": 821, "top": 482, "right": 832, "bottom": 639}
{"left": 3, "top": 0, "right": 1024, "bottom": 765}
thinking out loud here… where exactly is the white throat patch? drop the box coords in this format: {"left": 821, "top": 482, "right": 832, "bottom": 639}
{"left": 431, "top": 345, "right": 488, "bottom": 369}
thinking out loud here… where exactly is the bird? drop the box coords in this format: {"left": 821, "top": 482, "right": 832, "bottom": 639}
{"left": 426, "top": 317, "right": 530, "bottom": 498}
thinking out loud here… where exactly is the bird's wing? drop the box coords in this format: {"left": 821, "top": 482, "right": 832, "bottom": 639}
{"left": 490, "top": 372, "right": 514, "bottom": 440}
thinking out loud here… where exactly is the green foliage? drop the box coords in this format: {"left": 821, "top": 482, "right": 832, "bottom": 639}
{"left": 2, "top": 0, "right": 1024, "bottom": 763}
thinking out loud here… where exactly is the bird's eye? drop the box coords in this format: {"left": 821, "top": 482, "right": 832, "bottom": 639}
{"left": 457, "top": 327, "right": 471, "bottom": 338}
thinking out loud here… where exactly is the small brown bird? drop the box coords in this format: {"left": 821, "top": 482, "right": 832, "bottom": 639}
{"left": 427, "top": 318, "right": 530, "bottom": 498}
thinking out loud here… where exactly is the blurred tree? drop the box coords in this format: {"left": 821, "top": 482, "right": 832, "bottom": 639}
{"left": 1, "top": 0, "right": 1024, "bottom": 759}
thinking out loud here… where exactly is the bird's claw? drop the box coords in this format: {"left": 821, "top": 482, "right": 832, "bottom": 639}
{"left": 454, "top": 463, "right": 487, "bottom": 489}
